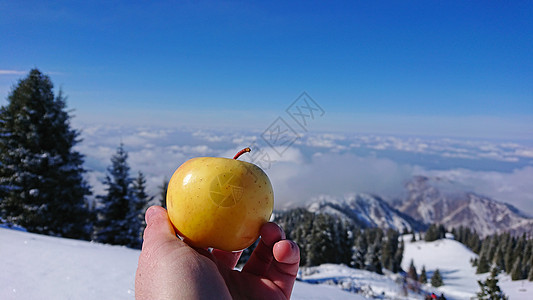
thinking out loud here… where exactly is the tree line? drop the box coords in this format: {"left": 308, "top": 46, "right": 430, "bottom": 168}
{"left": 451, "top": 225, "right": 533, "bottom": 281}
{"left": 273, "top": 208, "right": 404, "bottom": 274}
{"left": 412, "top": 224, "right": 533, "bottom": 281}
{"left": 0, "top": 69, "right": 168, "bottom": 249}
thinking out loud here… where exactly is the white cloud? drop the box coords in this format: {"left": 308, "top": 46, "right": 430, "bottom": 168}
{"left": 477, "top": 151, "right": 519, "bottom": 162}
{"left": 137, "top": 129, "right": 170, "bottom": 139}
{"left": 192, "top": 130, "right": 226, "bottom": 143}
{"left": 76, "top": 123, "right": 533, "bottom": 216}
{"left": 305, "top": 136, "right": 337, "bottom": 148}
{"left": 515, "top": 149, "right": 533, "bottom": 158}
{"left": 269, "top": 152, "right": 418, "bottom": 209}
{"left": 0, "top": 70, "right": 27, "bottom": 75}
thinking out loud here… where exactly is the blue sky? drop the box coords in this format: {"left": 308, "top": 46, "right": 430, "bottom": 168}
{"left": 2, "top": 1, "right": 533, "bottom": 214}
{"left": 1, "top": 0, "right": 532, "bottom": 138}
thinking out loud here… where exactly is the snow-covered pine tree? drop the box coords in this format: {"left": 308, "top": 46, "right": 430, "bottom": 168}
{"left": 306, "top": 213, "right": 336, "bottom": 266}
{"left": 477, "top": 267, "right": 508, "bottom": 299}
{"left": 331, "top": 218, "right": 354, "bottom": 265}
{"left": 395, "top": 238, "right": 405, "bottom": 272}
{"left": 94, "top": 144, "right": 142, "bottom": 248}
{"left": 0, "top": 69, "right": 92, "bottom": 239}
{"left": 364, "top": 229, "right": 383, "bottom": 274}
{"left": 351, "top": 232, "right": 367, "bottom": 269}
{"left": 382, "top": 229, "right": 401, "bottom": 272}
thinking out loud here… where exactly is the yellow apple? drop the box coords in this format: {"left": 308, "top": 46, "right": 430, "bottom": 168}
{"left": 166, "top": 148, "right": 274, "bottom": 251}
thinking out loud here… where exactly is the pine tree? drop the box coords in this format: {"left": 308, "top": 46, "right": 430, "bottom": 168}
{"left": 510, "top": 256, "right": 523, "bottom": 281}
{"left": 523, "top": 240, "right": 533, "bottom": 281}
{"left": 0, "top": 69, "right": 92, "bottom": 239}
{"left": 437, "top": 224, "right": 446, "bottom": 239}
{"left": 352, "top": 231, "right": 367, "bottom": 269}
{"left": 306, "top": 213, "right": 337, "bottom": 266}
{"left": 467, "top": 230, "right": 481, "bottom": 254}
{"left": 394, "top": 238, "right": 405, "bottom": 273}
{"left": 425, "top": 224, "right": 443, "bottom": 242}
{"left": 334, "top": 219, "right": 354, "bottom": 265}
{"left": 477, "top": 254, "right": 491, "bottom": 274}
{"left": 382, "top": 229, "right": 400, "bottom": 272}
{"left": 407, "top": 259, "right": 418, "bottom": 281}
{"left": 419, "top": 265, "right": 428, "bottom": 284}
{"left": 503, "top": 236, "right": 516, "bottom": 274}
{"left": 477, "top": 267, "right": 508, "bottom": 299}
{"left": 132, "top": 171, "right": 153, "bottom": 244}
{"left": 158, "top": 177, "right": 168, "bottom": 208}
{"left": 529, "top": 260, "right": 533, "bottom": 281}
{"left": 365, "top": 229, "right": 383, "bottom": 274}
{"left": 493, "top": 243, "right": 506, "bottom": 272}
{"left": 94, "top": 144, "right": 140, "bottom": 248}
{"left": 431, "top": 268, "right": 444, "bottom": 287}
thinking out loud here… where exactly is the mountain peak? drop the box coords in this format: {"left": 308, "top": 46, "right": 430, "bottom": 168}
{"left": 307, "top": 193, "right": 423, "bottom": 232}
{"left": 397, "top": 176, "right": 533, "bottom": 237}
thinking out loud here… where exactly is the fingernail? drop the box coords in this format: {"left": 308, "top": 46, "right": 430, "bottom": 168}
{"left": 145, "top": 206, "right": 157, "bottom": 223}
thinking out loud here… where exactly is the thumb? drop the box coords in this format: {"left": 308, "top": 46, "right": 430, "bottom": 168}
{"left": 142, "top": 206, "right": 178, "bottom": 250}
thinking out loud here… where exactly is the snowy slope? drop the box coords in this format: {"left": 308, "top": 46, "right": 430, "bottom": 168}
{"left": 402, "top": 235, "right": 481, "bottom": 299}
{"left": 297, "top": 235, "right": 533, "bottom": 299}
{"left": 0, "top": 228, "right": 359, "bottom": 300}
{"left": 298, "top": 264, "right": 418, "bottom": 299}
{"left": 2, "top": 228, "right": 531, "bottom": 299}
{"left": 402, "top": 235, "right": 532, "bottom": 300}
{"left": 1, "top": 228, "right": 139, "bottom": 299}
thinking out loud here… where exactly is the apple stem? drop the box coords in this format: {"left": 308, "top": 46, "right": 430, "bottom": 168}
{"left": 233, "top": 147, "right": 251, "bottom": 160}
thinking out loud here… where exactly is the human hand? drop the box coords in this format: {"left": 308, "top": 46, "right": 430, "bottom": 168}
{"left": 135, "top": 206, "right": 300, "bottom": 299}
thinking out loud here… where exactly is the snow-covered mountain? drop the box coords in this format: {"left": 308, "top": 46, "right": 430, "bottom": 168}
{"left": 307, "top": 193, "right": 425, "bottom": 232}
{"left": 305, "top": 176, "right": 533, "bottom": 238}
{"left": 396, "top": 176, "right": 533, "bottom": 237}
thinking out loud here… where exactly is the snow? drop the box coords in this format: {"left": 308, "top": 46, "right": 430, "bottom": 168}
{"left": 0, "top": 228, "right": 360, "bottom": 300}
{"left": 499, "top": 275, "right": 532, "bottom": 300}
{"left": 402, "top": 235, "right": 533, "bottom": 299}
{"left": 402, "top": 236, "right": 481, "bottom": 299}
{"left": 298, "top": 264, "right": 414, "bottom": 299}
{"left": 2, "top": 228, "right": 532, "bottom": 299}
{"left": 1, "top": 228, "right": 138, "bottom": 299}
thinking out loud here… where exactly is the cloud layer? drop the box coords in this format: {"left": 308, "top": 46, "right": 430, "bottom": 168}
{"left": 76, "top": 123, "right": 533, "bottom": 214}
